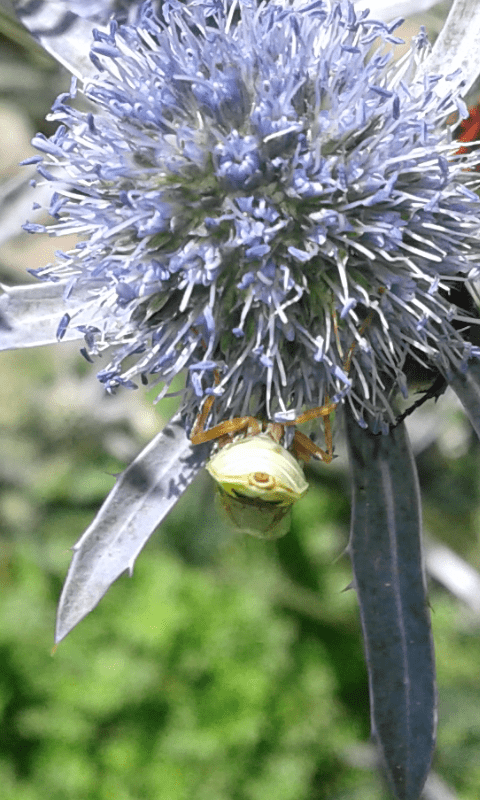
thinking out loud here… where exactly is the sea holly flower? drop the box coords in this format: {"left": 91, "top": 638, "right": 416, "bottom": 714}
{"left": 16, "top": 0, "right": 480, "bottom": 436}
{"left": 3, "top": 1, "right": 480, "bottom": 798}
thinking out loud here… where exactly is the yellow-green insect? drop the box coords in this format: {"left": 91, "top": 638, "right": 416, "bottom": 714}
{"left": 190, "top": 400, "right": 337, "bottom": 539}
{"left": 189, "top": 306, "right": 376, "bottom": 537}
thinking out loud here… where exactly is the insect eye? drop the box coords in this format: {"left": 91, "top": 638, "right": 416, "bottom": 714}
{"left": 252, "top": 472, "right": 270, "bottom": 483}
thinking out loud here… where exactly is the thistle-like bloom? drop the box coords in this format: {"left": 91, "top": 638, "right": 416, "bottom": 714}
{"left": 22, "top": 0, "right": 480, "bottom": 436}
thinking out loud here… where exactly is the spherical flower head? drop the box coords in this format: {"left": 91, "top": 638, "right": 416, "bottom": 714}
{"left": 24, "top": 0, "right": 480, "bottom": 434}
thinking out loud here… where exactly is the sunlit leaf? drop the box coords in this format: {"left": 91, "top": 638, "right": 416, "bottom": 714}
{"left": 13, "top": 0, "right": 102, "bottom": 79}
{"left": 345, "top": 410, "right": 436, "bottom": 800}
{"left": 55, "top": 412, "right": 209, "bottom": 643}
{"left": 0, "top": 281, "right": 88, "bottom": 349}
{"left": 418, "top": 0, "right": 480, "bottom": 95}
{"left": 425, "top": 539, "right": 480, "bottom": 615}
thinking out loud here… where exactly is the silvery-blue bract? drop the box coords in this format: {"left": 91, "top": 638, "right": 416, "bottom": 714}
{"left": 24, "top": 0, "right": 480, "bottom": 434}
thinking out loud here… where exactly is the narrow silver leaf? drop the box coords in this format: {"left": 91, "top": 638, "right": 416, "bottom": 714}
{"left": 0, "top": 282, "right": 88, "bottom": 349}
{"left": 55, "top": 412, "right": 209, "bottom": 643}
{"left": 345, "top": 409, "right": 436, "bottom": 800}
{"left": 418, "top": 0, "right": 480, "bottom": 95}
{"left": 13, "top": 0, "right": 102, "bottom": 80}
{"left": 425, "top": 539, "right": 480, "bottom": 615}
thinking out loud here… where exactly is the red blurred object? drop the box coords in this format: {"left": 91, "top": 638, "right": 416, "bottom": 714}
{"left": 456, "top": 102, "right": 480, "bottom": 156}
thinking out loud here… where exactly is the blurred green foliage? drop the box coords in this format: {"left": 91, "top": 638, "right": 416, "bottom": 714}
{"left": 1, "top": 345, "right": 480, "bottom": 800}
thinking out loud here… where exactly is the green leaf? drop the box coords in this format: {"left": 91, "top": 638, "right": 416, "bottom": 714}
{"left": 55, "top": 412, "right": 210, "bottom": 643}
{"left": 345, "top": 409, "right": 436, "bottom": 800}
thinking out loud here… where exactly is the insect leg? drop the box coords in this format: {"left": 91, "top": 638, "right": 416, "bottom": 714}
{"left": 292, "top": 429, "right": 334, "bottom": 464}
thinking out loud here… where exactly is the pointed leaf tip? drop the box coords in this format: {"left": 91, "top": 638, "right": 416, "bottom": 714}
{"left": 55, "top": 412, "right": 210, "bottom": 642}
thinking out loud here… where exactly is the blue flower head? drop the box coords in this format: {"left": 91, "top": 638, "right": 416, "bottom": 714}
{"left": 24, "top": 0, "right": 480, "bottom": 435}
